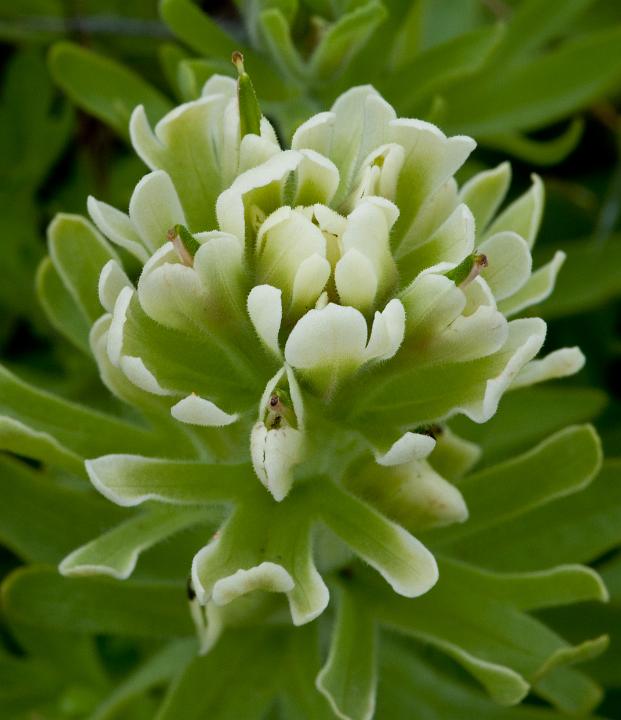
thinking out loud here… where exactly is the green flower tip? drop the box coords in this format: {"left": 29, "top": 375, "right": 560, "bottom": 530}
{"left": 168, "top": 223, "right": 199, "bottom": 266}
{"left": 232, "top": 50, "right": 262, "bottom": 138}
{"left": 445, "top": 252, "right": 488, "bottom": 287}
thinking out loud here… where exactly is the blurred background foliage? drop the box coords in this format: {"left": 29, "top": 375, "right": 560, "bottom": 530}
{"left": 1, "top": 0, "right": 621, "bottom": 718}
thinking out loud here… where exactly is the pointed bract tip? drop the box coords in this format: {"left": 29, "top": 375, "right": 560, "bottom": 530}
{"left": 232, "top": 51, "right": 245, "bottom": 75}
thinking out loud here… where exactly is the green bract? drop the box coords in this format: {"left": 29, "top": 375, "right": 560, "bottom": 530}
{"left": 2, "top": 71, "right": 610, "bottom": 719}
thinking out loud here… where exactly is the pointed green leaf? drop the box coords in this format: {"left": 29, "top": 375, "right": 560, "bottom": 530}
{"left": 160, "top": 0, "right": 241, "bottom": 58}
{"left": 1, "top": 49, "right": 73, "bottom": 189}
{"left": 258, "top": 9, "right": 306, "bottom": 84}
{"left": 0, "top": 415, "right": 84, "bottom": 475}
{"left": 359, "top": 558, "right": 605, "bottom": 710}
{"left": 36, "top": 256, "right": 91, "bottom": 353}
{"left": 451, "top": 386, "right": 607, "bottom": 467}
{"left": 537, "top": 235, "right": 621, "bottom": 318}
{"left": 443, "top": 26, "right": 621, "bottom": 136}
{"left": 535, "top": 664, "right": 604, "bottom": 716}
{"left": 451, "top": 563, "right": 607, "bottom": 612}
{"left": 86, "top": 454, "right": 252, "bottom": 507}
{"left": 428, "top": 425, "right": 602, "bottom": 550}
{"left": 309, "top": 1, "right": 387, "bottom": 82}
{"left": 317, "top": 480, "right": 438, "bottom": 598}
{"left": 49, "top": 42, "right": 172, "bottom": 138}
{"left": 316, "top": 589, "right": 377, "bottom": 720}
{"left": 482, "top": 118, "right": 584, "bottom": 167}
{"left": 445, "top": 460, "right": 621, "bottom": 571}
{"left": 279, "top": 625, "right": 335, "bottom": 720}
{"left": 541, "top": 554, "right": 621, "bottom": 687}
{"left": 232, "top": 51, "right": 263, "bottom": 138}
{"left": 160, "top": 0, "right": 285, "bottom": 100}
{"left": 89, "top": 640, "right": 196, "bottom": 720}
{"left": 385, "top": 25, "right": 504, "bottom": 114}
{"left": 158, "top": 42, "right": 191, "bottom": 101}
{"left": 48, "top": 213, "right": 118, "bottom": 323}
{"left": 378, "top": 638, "right": 602, "bottom": 720}
{"left": 0, "top": 364, "right": 158, "bottom": 458}
{"left": 489, "top": 0, "right": 596, "bottom": 68}
{"left": 60, "top": 504, "right": 209, "bottom": 579}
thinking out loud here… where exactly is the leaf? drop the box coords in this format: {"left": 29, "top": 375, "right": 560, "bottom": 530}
{"left": 442, "top": 26, "right": 621, "bottom": 136}
{"left": 0, "top": 49, "right": 73, "bottom": 189}
{"left": 378, "top": 637, "right": 603, "bottom": 720}
{"left": 279, "top": 625, "right": 335, "bottom": 720}
{"left": 258, "top": 9, "right": 306, "bottom": 83}
{"left": 159, "top": 0, "right": 240, "bottom": 58}
{"left": 384, "top": 25, "right": 504, "bottom": 114}
{"left": 239, "top": 0, "right": 298, "bottom": 48}
{"left": 443, "top": 460, "right": 621, "bottom": 572}
{"left": 386, "top": 0, "right": 424, "bottom": 70}
{"left": 155, "top": 627, "right": 281, "bottom": 719}
{"left": 0, "top": 415, "right": 84, "bottom": 474}
{"left": 48, "top": 213, "right": 118, "bottom": 323}
{"left": 60, "top": 504, "right": 209, "bottom": 579}
{"left": 426, "top": 425, "right": 602, "bottom": 550}
{"left": 453, "top": 564, "right": 607, "bottom": 611}
{"left": 451, "top": 386, "right": 607, "bottom": 467}
{"left": 89, "top": 639, "right": 196, "bottom": 720}
{"left": 318, "top": 480, "right": 438, "bottom": 599}
{"left": 48, "top": 42, "right": 172, "bottom": 139}
{"left": 309, "top": 1, "right": 387, "bottom": 83}
{"left": 316, "top": 588, "right": 377, "bottom": 720}
{"left": 0, "top": 455, "right": 124, "bottom": 564}
{"left": 85, "top": 455, "right": 252, "bottom": 507}
{"left": 2, "top": 566, "right": 193, "bottom": 637}
{"left": 176, "top": 57, "right": 231, "bottom": 101}
{"left": 356, "top": 558, "right": 606, "bottom": 711}
{"left": 489, "top": 0, "right": 597, "bottom": 68}
{"left": 536, "top": 235, "right": 621, "bottom": 318}
{"left": 36, "top": 256, "right": 92, "bottom": 353}
{"left": 534, "top": 664, "right": 604, "bottom": 716}
{"left": 160, "top": 0, "right": 286, "bottom": 101}
{"left": 481, "top": 118, "right": 584, "bottom": 167}
{"left": 158, "top": 42, "right": 191, "bottom": 101}
{"left": 0, "top": 364, "right": 159, "bottom": 458}
{"left": 541, "top": 554, "right": 621, "bottom": 687}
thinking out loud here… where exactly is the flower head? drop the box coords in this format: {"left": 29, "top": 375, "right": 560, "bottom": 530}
{"left": 24, "top": 58, "right": 602, "bottom": 718}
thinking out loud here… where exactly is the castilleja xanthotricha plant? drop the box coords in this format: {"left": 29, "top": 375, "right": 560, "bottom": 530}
{"left": 1, "top": 54, "right": 608, "bottom": 720}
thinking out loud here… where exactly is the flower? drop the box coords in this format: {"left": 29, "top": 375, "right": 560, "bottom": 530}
{"left": 5, "top": 56, "right": 603, "bottom": 720}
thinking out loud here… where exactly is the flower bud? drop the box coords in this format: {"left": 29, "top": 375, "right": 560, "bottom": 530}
{"left": 251, "top": 367, "right": 305, "bottom": 501}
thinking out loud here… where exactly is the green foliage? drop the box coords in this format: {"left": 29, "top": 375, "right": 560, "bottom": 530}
{"left": 0, "top": 50, "right": 72, "bottom": 346}
{"left": 2, "top": 1, "right": 621, "bottom": 718}
{"left": 49, "top": 43, "right": 172, "bottom": 140}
